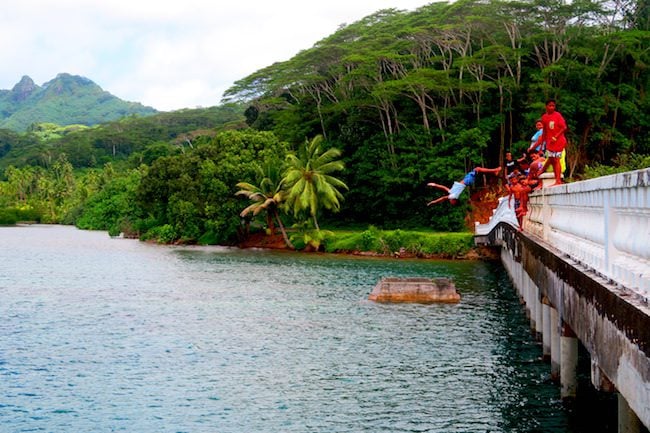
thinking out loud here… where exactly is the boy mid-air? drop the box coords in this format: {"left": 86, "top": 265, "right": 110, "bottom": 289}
{"left": 427, "top": 166, "right": 502, "bottom": 206}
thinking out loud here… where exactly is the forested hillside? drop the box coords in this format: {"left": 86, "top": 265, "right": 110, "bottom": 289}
{"left": 225, "top": 0, "right": 649, "bottom": 226}
{"left": 0, "top": 104, "right": 246, "bottom": 171}
{"left": 0, "top": 0, "right": 648, "bottom": 248}
{"left": 0, "top": 73, "right": 157, "bottom": 132}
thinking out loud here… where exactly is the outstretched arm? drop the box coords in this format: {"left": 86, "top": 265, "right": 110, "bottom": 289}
{"left": 427, "top": 182, "right": 450, "bottom": 193}
{"left": 474, "top": 166, "right": 502, "bottom": 176}
{"left": 427, "top": 195, "right": 449, "bottom": 206}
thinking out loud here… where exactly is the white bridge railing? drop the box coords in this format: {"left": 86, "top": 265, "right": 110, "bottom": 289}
{"left": 476, "top": 168, "right": 650, "bottom": 300}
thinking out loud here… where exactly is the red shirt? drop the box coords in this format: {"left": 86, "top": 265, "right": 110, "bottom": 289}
{"left": 542, "top": 111, "right": 567, "bottom": 152}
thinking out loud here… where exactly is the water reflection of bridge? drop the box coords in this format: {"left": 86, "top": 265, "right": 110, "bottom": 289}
{"left": 476, "top": 168, "right": 650, "bottom": 432}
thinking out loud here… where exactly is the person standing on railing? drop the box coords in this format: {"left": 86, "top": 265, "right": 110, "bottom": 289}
{"left": 539, "top": 99, "right": 567, "bottom": 186}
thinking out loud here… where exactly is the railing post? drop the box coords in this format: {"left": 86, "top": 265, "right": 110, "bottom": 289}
{"left": 604, "top": 189, "right": 613, "bottom": 276}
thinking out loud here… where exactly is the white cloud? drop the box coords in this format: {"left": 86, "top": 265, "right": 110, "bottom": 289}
{"left": 0, "top": 0, "right": 431, "bottom": 111}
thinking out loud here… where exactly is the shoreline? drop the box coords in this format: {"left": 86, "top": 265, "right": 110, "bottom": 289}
{"left": 237, "top": 232, "right": 500, "bottom": 261}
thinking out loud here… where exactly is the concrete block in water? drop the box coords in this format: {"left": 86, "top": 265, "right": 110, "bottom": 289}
{"left": 369, "top": 277, "right": 460, "bottom": 303}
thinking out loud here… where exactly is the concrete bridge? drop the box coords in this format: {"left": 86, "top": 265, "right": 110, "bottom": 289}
{"left": 475, "top": 168, "right": 650, "bottom": 432}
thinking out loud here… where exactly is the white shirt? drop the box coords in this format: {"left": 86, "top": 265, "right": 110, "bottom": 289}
{"left": 448, "top": 181, "right": 466, "bottom": 200}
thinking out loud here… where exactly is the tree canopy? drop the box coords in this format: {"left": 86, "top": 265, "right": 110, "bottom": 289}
{"left": 0, "top": 0, "right": 647, "bottom": 242}
{"left": 221, "top": 0, "right": 648, "bottom": 228}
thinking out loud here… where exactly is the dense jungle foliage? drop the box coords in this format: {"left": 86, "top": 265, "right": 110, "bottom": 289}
{"left": 0, "top": 0, "right": 648, "bottom": 248}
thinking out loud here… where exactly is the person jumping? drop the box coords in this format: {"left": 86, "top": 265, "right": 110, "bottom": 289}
{"left": 427, "top": 166, "right": 502, "bottom": 206}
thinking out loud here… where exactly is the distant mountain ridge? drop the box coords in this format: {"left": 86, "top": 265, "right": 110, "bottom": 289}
{"left": 0, "top": 73, "right": 157, "bottom": 131}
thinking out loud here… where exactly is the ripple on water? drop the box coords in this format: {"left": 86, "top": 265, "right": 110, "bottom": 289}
{"left": 0, "top": 225, "right": 614, "bottom": 432}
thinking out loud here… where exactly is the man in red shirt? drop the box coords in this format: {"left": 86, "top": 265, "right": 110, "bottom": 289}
{"left": 539, "top": 99, "right": 567, "bottom": 186}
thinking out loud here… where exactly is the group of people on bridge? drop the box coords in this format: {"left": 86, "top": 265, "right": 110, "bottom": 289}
{"left": 426, "top": 99, "right": 568, "bottom": 230}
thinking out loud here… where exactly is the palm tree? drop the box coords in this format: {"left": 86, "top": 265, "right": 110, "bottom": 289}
{"left": 235, "top": 162, "right": 294, "bottom": 249}
{"left": 283, "top": 135, "right": 348, "bottom": 230}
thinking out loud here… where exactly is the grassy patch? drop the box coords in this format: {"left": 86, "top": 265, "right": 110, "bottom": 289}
{"left": 323, "top": 226, "right": 474, "bottom": 258}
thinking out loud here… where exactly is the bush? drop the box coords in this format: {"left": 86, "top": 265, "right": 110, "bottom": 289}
{"left": 383, "top": 229, "right": 405, "bottom": 253}
{"left": 0, "top": 206, "right": 42, "bottom": 224}
{"left": 198, "top": 230, "right": 219, "bottom": 245}
{"left": 322, "top": 226, "right": 381, "bottom": 253}
{"left": 0, "top": 208, "right": 18, "bottom": 224}
{"left": 142, "top": 224, "right": 178, "bottom": 243}
{"left": 360, "top": 226, "right": 381, "bottom": 251}
{"left": 582, "top": 154, "right": 650, "bottom": 179}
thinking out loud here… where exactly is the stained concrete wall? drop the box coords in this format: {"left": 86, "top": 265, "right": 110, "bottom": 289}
{"left": 487, "top": 222, "right": 650, "bottom": 429}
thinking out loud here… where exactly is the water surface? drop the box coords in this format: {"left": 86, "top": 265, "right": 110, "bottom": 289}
{"left": 0, "top": 225, "right": 613, "bottom": 432}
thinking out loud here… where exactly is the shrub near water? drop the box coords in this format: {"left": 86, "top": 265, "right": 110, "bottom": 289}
{"left": 0, "top": 206, "right": 42, "bottom": 225}
{"left": 323, "top": 227, "right": 474, "bottom": 258}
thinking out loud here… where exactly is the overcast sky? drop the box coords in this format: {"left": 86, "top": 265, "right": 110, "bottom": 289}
{"left": 0, "top": 0, "right": 431, "bottom": 111}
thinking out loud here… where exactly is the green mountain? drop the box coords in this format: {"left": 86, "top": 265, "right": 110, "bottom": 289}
{"left": 0, "top": 73, "right": 157, "bottom": 131}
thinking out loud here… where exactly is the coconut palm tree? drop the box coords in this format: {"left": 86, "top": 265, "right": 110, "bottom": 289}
{"left": 235, "top": 162, "right": 294, "bottom": 249}
{"left": 283, "top": 135, "right": 348, "bottom": 230}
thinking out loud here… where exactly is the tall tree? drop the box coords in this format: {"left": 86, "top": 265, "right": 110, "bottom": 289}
{"left": 4, "top": 165, "right": 37, "bottom": 204}
{"left": 235, "top": 161, "right": 294, "bottom": 249}
{"left": 283, "top": 135, "right": 348, "bottom": 230}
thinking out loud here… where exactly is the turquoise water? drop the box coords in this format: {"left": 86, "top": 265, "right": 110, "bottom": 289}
{"left": 0, "top": 225, "right": 614, "bottom": 432}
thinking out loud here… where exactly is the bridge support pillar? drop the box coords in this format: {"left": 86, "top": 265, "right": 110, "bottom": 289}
{"left": 527, "top": 276, "right": 537, "bottom": 333}
{"left": 560, "top": 323, "right": 578, "bottom": 399}
{"left": 618, "top": 393, "right": 642, "bottom": 433}
{"left": 542, "top": 297, "right": 551, "bottom": 361}
{"left": 550, "top": 307, "right": 561, "bottom": 381}
{"left": 518, "top": 271, "right": 525, "bottom": 304}
{"left": 535, "top": 287, "right": 543, "bottom": 340}
{"left": 525, "top": 274, "right": 532, "bottom": 321}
